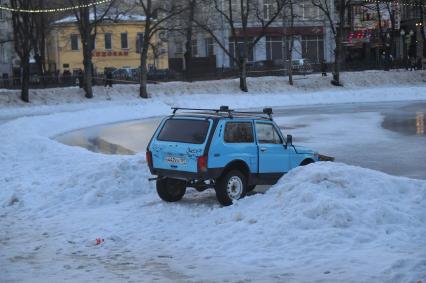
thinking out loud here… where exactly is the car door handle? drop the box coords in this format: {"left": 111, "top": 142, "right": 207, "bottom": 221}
{"left": 260, "top": 147, "right": 267, "bottom": 152}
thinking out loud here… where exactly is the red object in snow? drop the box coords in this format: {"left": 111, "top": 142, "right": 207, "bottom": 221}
{"left": 95, "top": 238, "right": 105, "bottom": 245}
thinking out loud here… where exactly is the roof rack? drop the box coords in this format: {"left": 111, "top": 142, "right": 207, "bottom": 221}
{"left": 171, "top": 106, "right": 273, "bottom": 120}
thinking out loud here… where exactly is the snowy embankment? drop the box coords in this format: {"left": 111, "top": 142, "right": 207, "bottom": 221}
{"left": 1, "top": 103, "right": 426, "bottom": 282}
{"left": 0, "top": 70, "right": 426, "bottom": 120}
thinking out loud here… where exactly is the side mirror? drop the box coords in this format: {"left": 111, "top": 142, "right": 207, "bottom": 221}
{"left": 287, "top": 134, "right": 293, "bottom": 146}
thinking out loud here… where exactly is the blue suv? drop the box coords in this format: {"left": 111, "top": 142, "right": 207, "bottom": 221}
{"left": 147, "top": 106, "right": 325, "bottom": 206}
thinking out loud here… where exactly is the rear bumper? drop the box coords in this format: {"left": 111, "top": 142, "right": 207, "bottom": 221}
{"left": 150, "top": 167, "right": 223, "bottom": 181}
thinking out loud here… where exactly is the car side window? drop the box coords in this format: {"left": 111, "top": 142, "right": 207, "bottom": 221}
{"left": 224, "top": 122, "right": 254, "bottom": 143}
{"left": 256, "top": 123, "right": 282, "bottom": 144}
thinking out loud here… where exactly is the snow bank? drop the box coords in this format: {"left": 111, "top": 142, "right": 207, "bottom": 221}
{"left": 1, "top": 70, "right": 425, "bottom": 110}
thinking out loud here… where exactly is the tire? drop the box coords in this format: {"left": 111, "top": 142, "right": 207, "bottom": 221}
{"left": 215, "top": 170, "right": 247, "bottom": 206}
{"left": 156, "top": 178, "right": 186, "bottom": 202}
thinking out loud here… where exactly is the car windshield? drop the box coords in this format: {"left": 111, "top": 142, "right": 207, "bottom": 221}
{"left": 157, "top": 119, "right": 210, "bottom": 144}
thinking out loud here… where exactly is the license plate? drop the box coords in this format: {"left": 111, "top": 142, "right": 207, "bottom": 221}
{"left": 165, "top": 156, "right": 187, "bottom": 165}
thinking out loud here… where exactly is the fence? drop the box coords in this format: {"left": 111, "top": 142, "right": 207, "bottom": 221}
{"left": 1, "top": 61, "right": 424, "bottom": 89}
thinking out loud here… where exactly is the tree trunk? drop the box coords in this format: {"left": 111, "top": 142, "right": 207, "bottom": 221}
{"left": 83, "top": 50, "right": 93, "bottom": 98}
{"left": 288, "top": 1, "right": 294, "bottom": 86}
{"left": 184, "top": 0, "right": 195, "bottom": 82}
{"left": 288, "top": 40, "right": 294, "bottom": 86}
{"left": 332, "top": 0, "right": 345, "bottom": 86}
{"left": 140, "top": 47, "right": 149, "bottom": 98}
{"left": 184, "top": 42, "right": 192, "bottom": 82}
{"left": 239, "top": 58, "right": 248, "bottom": 92}
{"left": 21, "top": 58, "right": 30, "bottom": 103}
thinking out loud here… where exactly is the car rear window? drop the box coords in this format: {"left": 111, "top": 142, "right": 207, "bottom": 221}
{"left": 157, "top": 119, "right": 210, "bottom": 144}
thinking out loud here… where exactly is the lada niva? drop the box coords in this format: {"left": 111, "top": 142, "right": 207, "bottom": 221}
{"left": 147, "top": 106, "right": 329, "bottom": 206}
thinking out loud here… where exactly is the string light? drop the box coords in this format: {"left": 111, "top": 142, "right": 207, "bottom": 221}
{"left": 364, "top": 0, "right": 426, "bottom": 9}
{"left": 0, "top": 0, "right": 111, "bottom": 13}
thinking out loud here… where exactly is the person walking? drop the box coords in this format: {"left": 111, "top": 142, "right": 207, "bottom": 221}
{"left": 321, "top": 60, "right": 327, "bottom": 76}
{"left": 104, "top": 68, "right": 113, "bottom": 87}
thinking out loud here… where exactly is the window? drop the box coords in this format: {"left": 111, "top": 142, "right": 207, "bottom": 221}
{"left": 136, "top": 33, "right": 144, "bottom": 53}
{"left": 191, "top": 39, "right": 198, "bottom": 57}
{"left": 224, "top": 122, "right": 254, "bottom": 143}
{"left": 229, "top": 38, "right": 254, "bottom": 67}
{"left": 121, "top": 33, "right": 128, "bottom": 49}
{"left": 205, "top": 38, "right": 214, "bottom": 56}
{"left": 263, "top": 0, "right": 273, "bottom": 20}
{"left": 175, "top": 41, "right": 183, "bottom": 54}
{"left": 0, "top": 45, "right": 5, "bottom": 63}
{"left": 301, "top": 35, "right": 324, "bottom": 63}
{"left": 70, "top": 34, "right": 79, "bottom": 51}
{"left": 104, "top": 33, "right": 112, "bottom": 50}
{"left": 256, "top": 123, "right": 282, "bottom": 144}
{"left": 157, "top": 119, "right": 210, "bottom": 144}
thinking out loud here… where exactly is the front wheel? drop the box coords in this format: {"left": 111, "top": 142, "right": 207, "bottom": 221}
{"left": 215, "top": 170, "right": 247, "bottom": 206}
{"left": 156, "top": 178, "right": 186, "bottom": 202}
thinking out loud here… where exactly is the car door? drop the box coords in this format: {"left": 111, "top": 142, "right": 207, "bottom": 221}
{"left": 255, "top": 122, "right": 291, "bottom": 177}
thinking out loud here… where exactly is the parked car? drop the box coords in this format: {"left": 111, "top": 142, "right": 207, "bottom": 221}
{"left": 290, "top": 58, "right": 314, "bottom": 74}
{"left": 147, "top": 69, "right": 176, "bottom": 81}
{"left": 111, "top": 68, "right": 139, "bottom": 80}
{"left": 146, "top": 106, "right": 330, "bottom": 206}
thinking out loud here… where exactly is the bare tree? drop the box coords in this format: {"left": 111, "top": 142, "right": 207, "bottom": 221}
{"left": 312, "top": 0, "right": 350, "bottom": 86}
{"left": 183, "top": 0, "right": 197, "bottom": 81}
{"left": 136, "top": 0, "right": 185, "bottom": 98}
{"left": 10, "top": 0, "right": 35, "bottom": 102}
{"left": 194, "top": 0, "right": 287, "bottom": 92}
{"left": 69, "top": 0, "right": 115, "bottom": 98}
{"left": 283, "top": 0, "right": 294, "bottom": 85}
{"left": 419, "top": 0, "right": 426, "bottom": 57}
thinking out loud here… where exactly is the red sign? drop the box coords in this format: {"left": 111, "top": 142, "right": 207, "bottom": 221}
{"left": 92, "top": 51, "right": 129, "bottom": 57}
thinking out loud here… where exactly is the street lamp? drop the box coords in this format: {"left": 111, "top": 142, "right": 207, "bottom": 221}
{"left": 400, "top": 29, "right": 406, "bottom": 67}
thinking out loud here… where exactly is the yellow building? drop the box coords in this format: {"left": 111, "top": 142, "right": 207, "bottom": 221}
{"left": 46, "top": 14, "right": 168, "bottom": 74}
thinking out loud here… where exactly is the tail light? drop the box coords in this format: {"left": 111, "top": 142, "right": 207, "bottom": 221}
{"left": 197, "top": 155, "right": 208, "bottom": 172}
{"left": 146, "top": 150, "right": 153, "bottom": 168}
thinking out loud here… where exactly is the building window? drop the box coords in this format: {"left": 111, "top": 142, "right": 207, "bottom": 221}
{"left": 0, "top": 45, "right": 5, "bottom": 63}
{"left": 205, "top": 38, "right": 214, "bottom": 56}
{"left": 263, "top": 0, "right": 273, "bottom": 20}
{"left": 136, "top": 33, "right": 144, "bottom": 53}
{"left": 301, "top": 35, "right": 324, "bottom": 63}
{"left": 229, "top": 38, "right": 254, "bottom": 67}
{"left": 175, "top": 41, "right": 183, "bottom": 54}
{"left": 70, "top": 34, "right": 79, "bottom": 51}
{"left": 104, "top": 33, "right": 112, "bottom": 50}
{"left": 191, "top": 39, "right": 198, "bottom": 57}
{"left": 121, "top": 33, "right": 128, "bottom": 49}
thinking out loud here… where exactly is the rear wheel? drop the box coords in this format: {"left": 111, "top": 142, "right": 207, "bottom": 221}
{"left": 215, "top": 170, "right": 247, "bottom": 206}
{"left": 156, "top": 178, "right": 186, "bottom": 202}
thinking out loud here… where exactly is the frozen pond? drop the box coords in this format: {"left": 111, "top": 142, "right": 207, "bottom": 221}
{"left": 55, "top": 101, "right": 426, "bottom": 180}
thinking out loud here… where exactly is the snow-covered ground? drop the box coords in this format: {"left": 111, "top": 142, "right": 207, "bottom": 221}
{"left": 1, "top": 72, "right": 426, "bottom": 282}
{"left": 1, "top": 70, "right": 426, "bottom": 121}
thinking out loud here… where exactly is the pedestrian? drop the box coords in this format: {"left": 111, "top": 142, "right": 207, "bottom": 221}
{"left": 77, "top": 69, "right": 84, "bottom": 88}
{"left": 409, "top": 57, "right": 416, "bottom": 71}
{"left": 416, "top": 57, "right": 422, "bottom": 70}
{"left": 104, "top": 68, "right": 113, "bottom": 88}
{"left": 321, "top": 60, "right": 327, "bottom": 76}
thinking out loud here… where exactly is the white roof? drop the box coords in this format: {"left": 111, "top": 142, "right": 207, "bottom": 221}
{"left": 54, "top": 13, "right": 146, "bottom": 24}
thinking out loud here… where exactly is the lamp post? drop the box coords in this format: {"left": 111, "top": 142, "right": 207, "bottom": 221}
{"left": 400, "top": 29, "right": 406, "bottom": 69}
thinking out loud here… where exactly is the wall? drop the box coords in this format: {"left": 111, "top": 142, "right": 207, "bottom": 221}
{"left": 47, "top": 21, "right": 168, "bottom": 74}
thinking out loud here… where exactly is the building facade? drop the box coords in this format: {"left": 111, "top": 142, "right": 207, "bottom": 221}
{"left": 0, "top": 0, "right": 16, "bottom": 78}
{"left": 46, "top": 15, "right": 168, "bottom": 75}
{"left": 167, "top": 0, "right": 334, "bottom": 71}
